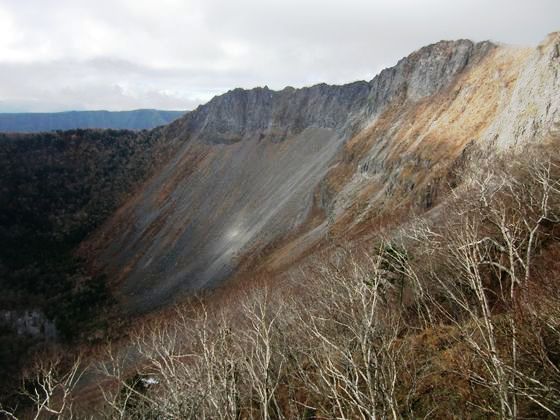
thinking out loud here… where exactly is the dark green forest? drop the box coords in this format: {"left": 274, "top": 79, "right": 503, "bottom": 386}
{"left": 0, "top": 128, "right": 175, "bottom": 395}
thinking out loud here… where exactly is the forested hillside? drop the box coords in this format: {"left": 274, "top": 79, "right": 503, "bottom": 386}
{"left": 0, "top": 128, "right": 179, "bottom": 398}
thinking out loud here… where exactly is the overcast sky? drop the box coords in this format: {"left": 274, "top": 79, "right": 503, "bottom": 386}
{"left": 0, "top": 0, "right": 557, "bottom": 112}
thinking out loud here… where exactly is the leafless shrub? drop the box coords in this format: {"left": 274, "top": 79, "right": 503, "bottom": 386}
{"left": 288, "top": 247, "right": 414, "bottom": 419}
{"left": 399, "top": 146, "right": 560, "bottom": 417}
{"left": 1, "top": 353, "right": 87, "bottom": 420}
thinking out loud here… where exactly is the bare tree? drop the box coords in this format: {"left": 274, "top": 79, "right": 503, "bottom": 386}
{"left": 238, "top": 287, "right": 286, "bottom": 419}
{"left": 294, "top": 248, "right": 408, "bottom": 419}
{"left": 401, "top": 148, "right": 560, "bottom": 418}
{"left": 18, "top": 354, "right": 86, "bottom": 419}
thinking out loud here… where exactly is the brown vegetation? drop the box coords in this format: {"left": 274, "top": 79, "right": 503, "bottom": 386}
{"left": 3, "top": 139, "right": 560, "bottom": 419}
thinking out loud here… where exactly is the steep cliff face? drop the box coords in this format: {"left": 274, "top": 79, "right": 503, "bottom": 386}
{"left": 85, "top": 34, "right": 560, "bottom": 312}
{"left": 329, "top": 35, "right": 560, "bottom": 230}
{"left": 481, "top": 33, "right": 560, "bottom": 148}
{"left": 174, "top": 83, "right": 370, "bottom": 143}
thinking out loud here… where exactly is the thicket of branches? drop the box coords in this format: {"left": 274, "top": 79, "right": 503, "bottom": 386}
{"left": 4, "top": 143, "right": 560, "bottom": 419}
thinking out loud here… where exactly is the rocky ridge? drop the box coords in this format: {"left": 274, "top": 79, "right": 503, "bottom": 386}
{"left": 84, "top": 37, "right": 518, "bottom": 311}
{"left": 170, "top": 39, "right": 493, "bottom": 145}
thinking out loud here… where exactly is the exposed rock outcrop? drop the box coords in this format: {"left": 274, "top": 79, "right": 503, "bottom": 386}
{"left": 480, "top": 32, "right": 560, "bottom": 148}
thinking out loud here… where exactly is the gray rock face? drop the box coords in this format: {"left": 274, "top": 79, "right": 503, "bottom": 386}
{"left": 368, "top": 40, "right": 494, "bottom": 107}
{"left": 174, "top": 82, "right": 371, "bottom": 144}
{"left": 480, "top": 33, "right": 560, "bottom": 148}
{"left": 0, "top": 310, "right": 57, "bottom": 339}
{"left": 91, "top": 39, "right": 496, "bottom": 312}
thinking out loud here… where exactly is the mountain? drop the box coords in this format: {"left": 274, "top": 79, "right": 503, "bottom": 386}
{"left": 1, "top": 33, "right": 560, "bottom": 417}
{"left": 82, "top": 35, "right": 560, "bottom": 312}
{"left": 0, "top": 109, "right": 185, "bottom": 132}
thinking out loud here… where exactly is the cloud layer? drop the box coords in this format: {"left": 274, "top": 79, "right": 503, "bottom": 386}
{"left": 0, "top": 0, "right": 557, "bottom": 111}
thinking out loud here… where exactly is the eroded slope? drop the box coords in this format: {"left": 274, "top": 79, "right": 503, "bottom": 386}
{"left": 258, "top": 34, "right": 560, "bottom": 273}
{"left": 83, "top": 39, "right": 495, "bottom": 311}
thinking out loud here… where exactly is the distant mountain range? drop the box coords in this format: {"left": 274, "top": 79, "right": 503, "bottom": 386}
{"left": 0, "top": 109, "right": 185, "bottom": 132}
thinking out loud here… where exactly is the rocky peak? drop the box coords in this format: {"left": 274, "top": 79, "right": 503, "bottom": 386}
{"left": 404, "top": 39, "right": 494, "bottom": 98}
{"left": 366, "top": 39, "right": 495, "bottom": 115}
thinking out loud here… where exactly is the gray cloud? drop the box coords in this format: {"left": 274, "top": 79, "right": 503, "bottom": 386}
{"left": 0, "top": 0, "right": 557, "bottom": 111}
